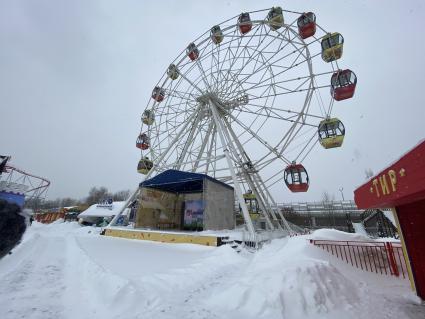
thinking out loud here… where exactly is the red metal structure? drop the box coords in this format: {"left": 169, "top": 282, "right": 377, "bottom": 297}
{"left": 355, "top": 140, "right": 425, "bottom": 299}
{"left": 284, "top": 163, "right": 309, "bottom": 192}
{"left": 1, "top": 164, "right": 50, "bottom": 201}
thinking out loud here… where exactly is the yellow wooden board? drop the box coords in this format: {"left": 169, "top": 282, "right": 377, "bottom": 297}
{"left": 104, "top": 228, "right": 219, "bottom": 247}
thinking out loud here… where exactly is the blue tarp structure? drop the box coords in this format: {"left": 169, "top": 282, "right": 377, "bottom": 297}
{"left": 140, "top": 169, "right": 233, "bottom": 194}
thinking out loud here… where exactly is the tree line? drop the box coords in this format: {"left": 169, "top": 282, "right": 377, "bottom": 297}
{"left": 25, "top": 187, "right": 131, "bottom": 210}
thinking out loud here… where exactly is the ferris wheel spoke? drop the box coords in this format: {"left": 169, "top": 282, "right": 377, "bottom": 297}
{"left": 237, "top": 33, "right": 319, "bottom": 91}
{"left": 218, "top": 25, "right": 273, "bottom": 93}
{"left": 225, "top": 111, "right": 291, "bottom": 164}
{"left": 293, "top": 131, "right": 318, "bottom": 162}
{"left": 249, "top": 104, "right": 324, "bottom": 121}
{"left": 225, "top": 26, "right": 289, "bottom": 93}
{"left": 242, "top": 51, "right": 312, "bottom": 94}
{"left": 216, "top": 24, "right": 266, "bottom": 95}
{"left": 242, "top": 70, "right": 332, "bottom": 94}
{"left": 175, "top": 112, "right": 203, "bottom": 169}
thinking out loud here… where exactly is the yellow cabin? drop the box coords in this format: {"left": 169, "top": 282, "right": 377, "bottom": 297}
{"left": 321, "top": 33, "right": 344, "bottom": 63}
{"left": 318, "top": 118, "right": 345, "bottom": 149}
{"left": 137, "top": 158, "right": 153, "bottom": 175}
{"left": 142, "top": 110, "right": 155, "bottom": 126}
{"left": 267, "top": 7, "right": 284, "bottom": 31}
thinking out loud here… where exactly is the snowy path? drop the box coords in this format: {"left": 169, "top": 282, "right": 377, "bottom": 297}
{"left": 0, "top": 222, "right": 424, "bottom": 319}
{"left": 0, "top": 233, "right": 68, "bottom": 318}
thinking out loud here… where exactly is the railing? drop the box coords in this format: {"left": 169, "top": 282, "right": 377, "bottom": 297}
{"left": 310, "top": 239, "right": 408, "bottom": 279}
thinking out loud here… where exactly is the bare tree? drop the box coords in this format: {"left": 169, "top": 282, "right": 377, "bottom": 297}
{"left": 321, "top": 191, "right": 334, "bottom": 204}
{"left": 112, "top": 190, "right": 131, "bottom": 201}
{"left": 364, "top": 168, "right": 374, "bottom": 180}
{"left": 85, "top": 187, "right": 111, "bottom": 205}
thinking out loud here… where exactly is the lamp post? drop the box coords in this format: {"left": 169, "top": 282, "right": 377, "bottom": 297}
{"left": 339, "top": 187, "right": 345, "bottom": 201}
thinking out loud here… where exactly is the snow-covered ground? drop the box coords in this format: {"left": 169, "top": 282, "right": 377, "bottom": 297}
{"left": 0, "top": 222, "right": 423, "bottom": 319}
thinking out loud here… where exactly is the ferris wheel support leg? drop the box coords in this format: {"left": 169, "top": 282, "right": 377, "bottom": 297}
{"left": 255, "top": 176, "right": 294, "bottom": 235}
{"left": 192, "top": 121, "right": 214, "bottom": 172}
{"left": 175, "top": 113, "right": 202, "bottom": 170}
{"left": 220, "top": 117, "right": 276, "bottom": 230}
{"left": 209, "top": 100, "right": 256, "bottom": 237}
{"left": 221, "top": 111, "right": 294, "bottom": 234}
{"left": 107, "top": 187, "right": 140, "bottom": 227}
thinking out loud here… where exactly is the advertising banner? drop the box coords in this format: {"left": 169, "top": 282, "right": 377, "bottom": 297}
{"left": 183, "top": 200, "right": 204, "bottom": 231}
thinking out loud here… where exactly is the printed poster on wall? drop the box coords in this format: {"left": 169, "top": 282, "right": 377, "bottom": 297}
{"left": 183, "top": 200, "right": 204, "bottom": 231}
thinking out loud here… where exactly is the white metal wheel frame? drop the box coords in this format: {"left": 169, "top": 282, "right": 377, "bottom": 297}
{"left": 113, "top": 8, "right": 346, "bottom": 236}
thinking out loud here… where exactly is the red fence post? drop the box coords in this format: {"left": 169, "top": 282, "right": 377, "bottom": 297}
{"left": 385, "top": 242, "right": 399, "bottom": 277}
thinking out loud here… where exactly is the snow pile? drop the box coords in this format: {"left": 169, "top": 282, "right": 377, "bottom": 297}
{"left": 207, "top": 236, "right": 360, "bottom": 319}
{"left": 309, "top": 228, "right": 371, "bottom": 241}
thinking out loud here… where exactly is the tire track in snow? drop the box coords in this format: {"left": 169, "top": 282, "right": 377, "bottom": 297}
{"left": 0, "top": 235, "right": 68, "bottom": 319}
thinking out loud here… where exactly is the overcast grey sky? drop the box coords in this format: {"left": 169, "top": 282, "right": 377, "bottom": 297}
{"left": 1, "top": 0, "right": 424, "bottom": 202}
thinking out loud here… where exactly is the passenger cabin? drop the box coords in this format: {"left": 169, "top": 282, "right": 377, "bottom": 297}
{"left": 137, "top": 158, "right": 153, "bottom": 175}
{"left": 136, "top": 133, "right": 150, "bottom": 150}
{"left": 321, "top": 32, "right": 344, "bottom": 62}
{"left": 331, "top": 69, "right": 357, "bottom": 101}
{"left": 210, "top": 25, "right": 224, "bottom": 44}
{"left": 297, "top": 12, "right": 316, "bottom": 39}
{"left": 238, "top": 12, "right": 252, "bottom": 34}
{"left": 284, "top": 163, "right": 309, "bottom": 192}
{"left": 142, "top": 110, "right": 155, "bottom": 126}
{"left": 318, "top": 118, "right": 345, "bottom": 149}
{"left": 151, "top": 86, "right": 165, "bottom": 102}
{"left": 243, "top": 191, "right": 260, "bottom": 215}
{"left": 267, "top": 7, "right": 284, "bottom": 31}
{"left": 186, "top": 43, "right": 199, "bottom": 61}
{"left": 167, "top": 64, "right": 179, "bottom": 80}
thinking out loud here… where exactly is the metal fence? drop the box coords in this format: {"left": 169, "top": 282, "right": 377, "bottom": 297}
{"left": 310, "top": 239, "right": 408, "bottom": 278}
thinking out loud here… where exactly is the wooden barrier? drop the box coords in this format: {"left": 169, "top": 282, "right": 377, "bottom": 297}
{"left": 104, "top": 228, "right": 223, "bottom": 247}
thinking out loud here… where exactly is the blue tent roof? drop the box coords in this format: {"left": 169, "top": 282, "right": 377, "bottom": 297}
{"left": 139, "top": 169, "right": 233, "bottom": 194}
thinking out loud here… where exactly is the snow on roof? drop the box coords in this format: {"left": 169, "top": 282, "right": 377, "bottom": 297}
{"left": 383, "top": 210, "right": 397, "bottom": 228}
{"left": 78, "top": 201, "right": 126, "bottom": 218}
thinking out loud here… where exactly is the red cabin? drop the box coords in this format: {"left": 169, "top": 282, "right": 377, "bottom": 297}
{"left": 136, "top": 133, "right": 150, "bottom": 150}
{"left": 151, "top": 86, "right": 165, "bottom": 102}
{"left": 297, "top": 12, "right": 316, "bottom": 39}
{"left": 331, "top": 69, "right": 357, "bottom": 101}
{"left": 238, "top": 12, "right": 252, "bottom": 35}
{"left": 186, "top": 43, "right": 199, "bottom": 61}
{"left": 284, "top": 163, "right": 310, "bottom": 192}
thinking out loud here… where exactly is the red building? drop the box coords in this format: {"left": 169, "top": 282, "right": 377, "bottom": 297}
{"left": 354, "top": 140, "right": 425, "bottom": 299}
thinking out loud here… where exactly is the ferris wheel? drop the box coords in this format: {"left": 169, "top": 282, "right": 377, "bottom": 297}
{"left": 135, "top": 7, "right": 357, "bottom": 235}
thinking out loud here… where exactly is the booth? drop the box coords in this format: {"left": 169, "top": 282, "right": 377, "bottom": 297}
{"left": 78, "top": 201, "right": 128, "bottom": 226}
{"left": 136, "top": 170, "right": 235, "bottom": 231}
{"left": 354, "top": 140, "right": 425, "bottom": 299}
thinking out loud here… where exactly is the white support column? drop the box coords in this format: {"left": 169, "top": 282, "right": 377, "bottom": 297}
{"left": 107, "top": 187, "right": 140, "bottom": 228}
{"left": 221, "top": 116, "right": 276, "bottom": 230}
{"left": 192, "top": 121, "right": 214, "bottom": 172}
{"left": 209, "top": 99, "right": 255, "bottom": 236}
{"left": 175, "top": 112, "right": 201, "bottom": 170}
